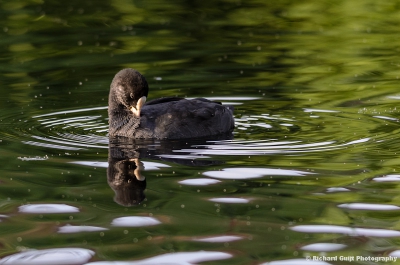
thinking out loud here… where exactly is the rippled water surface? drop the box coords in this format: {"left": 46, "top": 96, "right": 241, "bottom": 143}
{"left": 2, "top": 1, "right": 400, "bottom": 264}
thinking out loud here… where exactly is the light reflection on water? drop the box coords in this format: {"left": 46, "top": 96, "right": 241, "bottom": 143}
{"left": 178, "top": 178, "right": 221, "bottom": 186}
{"left": 203, "top": 168, "right": 313, "bottom": 179}
{"left": 208, "top": 197, "right": 250, "bottom": 204}
{"left": 192, "top": 235, "right": 243, "bottom": 243}
{"left": 0, "top": 248, "right": 95, "bottom": 265}
{"left": 373, "top": 174, "right": 400, "bottom": 182}
{"left": 174, "top": 137, "right": 370, "bottom": 156}
{"left": 23, "top": 107, "right": 109, "bottom": 150}
{"left": 21, "top": 104, "right": 372, "bottom": 158}
{"left": 300, "top": 243, "right": 346, "bottom": 252}
{"left": 110, "top": 216, "right": 161, "bottom": 227}
{"left": 290, "top": 225, "right": 400, "bottom": 237}
{"left": 3, "top": 1, "right": 400, "bottom": 262}
{"left": 261, "top": 259, "right": 331, "bottom": 265}
{"left": 19, "top": 204, "right": 80, "bottom": 213}
{"left": 85, "top": 251, "right": 232, "bottom": 265}
{"left": 2, "top": 98, "right": 394, "bottom": 264}
{"left": 338, "top": 203, "right": 400, "bottom": 210}
{"left": 58, "top": 225, "right": 108, "bottom": 234}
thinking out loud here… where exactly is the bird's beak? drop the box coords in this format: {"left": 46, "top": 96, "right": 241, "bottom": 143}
{"left": 130, "top": 96, "right": 146, "bottom": 117}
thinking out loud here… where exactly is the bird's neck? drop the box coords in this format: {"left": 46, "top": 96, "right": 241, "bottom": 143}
{"left": 108, "top": 106, "right": 140, "bottom": 137}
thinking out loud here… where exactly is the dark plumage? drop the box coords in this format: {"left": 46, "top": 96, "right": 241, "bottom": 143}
{"left": 108, "top": 68, "right": 235, "bottom": 139}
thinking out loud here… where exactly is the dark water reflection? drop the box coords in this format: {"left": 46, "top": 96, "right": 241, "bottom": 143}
{"left": 107, "top": 137, "right": 232, "bottom": 207}
{"left": 3, "top": 0, "right": 400, "bottom": 264}
{"left": 108, "top": 134, "right": 244, "bottom": 206}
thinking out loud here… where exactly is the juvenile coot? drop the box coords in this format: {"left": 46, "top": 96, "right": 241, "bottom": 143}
{"left": 108, "top": 68, "right": 235, "bottom": 139}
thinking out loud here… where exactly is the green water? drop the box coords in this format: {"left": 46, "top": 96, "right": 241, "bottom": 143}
{"left": 2, "top": 0, "right": 400, "bottom": 264}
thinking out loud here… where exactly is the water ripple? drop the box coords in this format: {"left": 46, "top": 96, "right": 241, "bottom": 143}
{"left": 85, "top": 251, "right": 232, "bottom": 265}
{"left": 24, "top": 107, "right": 109, "bottom": 150}
{"left": 290, "top": 225, "right": 400, "bottom": 237}
{"left": 173, "top": 138, "right": 370, "bottom": 156}
{"left": 1, "top": 102, "right": 376, "bottom": 156}
{"left": 203, "top": 168, "right": 313, "bottom": 180}
{"left": 0, "top": 248, "right": 94, "bottom": 265}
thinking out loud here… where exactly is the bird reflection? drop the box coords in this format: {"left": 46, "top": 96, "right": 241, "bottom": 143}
{"left": 107, "top": 150, "right": 146, "bottom": 206}
{"left": 108, "top": 134, "right": 232, "bottom": 206}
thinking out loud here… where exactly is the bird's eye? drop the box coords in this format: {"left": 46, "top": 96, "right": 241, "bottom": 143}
{"left": 130, "top": 93, "right": 134, "bottom": 99}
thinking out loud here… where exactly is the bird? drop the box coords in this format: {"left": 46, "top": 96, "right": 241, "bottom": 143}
{"left": 108, "top": 68, "right": 235, "bottom": 139}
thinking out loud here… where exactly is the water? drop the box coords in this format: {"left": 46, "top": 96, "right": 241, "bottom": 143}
{"left": 2, "top": 0, "right": 400, "bottom": 264}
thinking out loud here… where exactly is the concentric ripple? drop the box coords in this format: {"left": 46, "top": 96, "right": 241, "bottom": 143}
{"left": 22, "top": 106, "right": 109, "bottom": 150}
{"left": 1, "top": 97, "right": 385, "bottom": 155}
{"left": 170, "top": 137, "right": 371, "bottom": 157}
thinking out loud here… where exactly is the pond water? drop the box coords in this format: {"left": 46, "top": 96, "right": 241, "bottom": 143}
{"left": 2, "top": 0, "right": 400, "bottom": 264}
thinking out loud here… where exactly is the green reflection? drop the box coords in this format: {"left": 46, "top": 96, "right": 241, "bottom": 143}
{"left": 2, "top": 0, "right": 400, "bottom": 263}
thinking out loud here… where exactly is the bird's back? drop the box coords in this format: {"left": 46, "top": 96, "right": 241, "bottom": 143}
{"left": 135, "top": 98, "right": 234, "bottom": 139}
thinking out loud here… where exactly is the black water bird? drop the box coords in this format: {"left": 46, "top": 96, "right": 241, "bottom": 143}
{"left": 108, "top": 68, "right": 235, "bottom": 139}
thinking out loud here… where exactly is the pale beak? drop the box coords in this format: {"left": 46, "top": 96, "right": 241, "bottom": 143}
{"left": 130, "top": 96, "right": 146, "bottom": 117}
